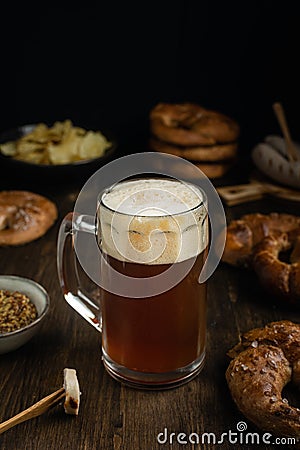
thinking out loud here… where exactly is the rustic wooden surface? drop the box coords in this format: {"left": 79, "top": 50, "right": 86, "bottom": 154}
{"left": 0, "top": 156, "right": 300, "bottom": 450}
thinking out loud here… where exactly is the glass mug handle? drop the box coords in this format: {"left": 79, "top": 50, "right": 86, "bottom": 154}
{"left": 57, "top": 212, "right": 102, "bottom": 333}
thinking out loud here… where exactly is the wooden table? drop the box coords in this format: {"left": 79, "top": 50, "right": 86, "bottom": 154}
{"left": 1, "top": 156, "right": 300, "bottom": 450}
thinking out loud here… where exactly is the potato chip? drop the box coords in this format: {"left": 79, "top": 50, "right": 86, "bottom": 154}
{"left": 0, "top": 120, "right": 112, "bottom": 165}
{"left": 16, "top": 140, "right": 45, "bottom": 155}
{"left": 16, "top": 150, "right": 47, "bottom": 164}
{"left": 0, "top": 141, "right": 17, "bottom": 156}
{"left": 48, "top": 132, "right": 81, "bottom": 165}
{"left": 78, "top": 131, "right": 110, "bottom": 160}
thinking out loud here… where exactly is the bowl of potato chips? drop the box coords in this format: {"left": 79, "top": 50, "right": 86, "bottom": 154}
{"left": 0, "top": 120, "right": 117, "bottom": 183}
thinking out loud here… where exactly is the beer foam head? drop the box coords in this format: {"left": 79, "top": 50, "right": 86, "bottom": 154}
{"left": 98, "top": 178, "right": 208, "bottom": 264}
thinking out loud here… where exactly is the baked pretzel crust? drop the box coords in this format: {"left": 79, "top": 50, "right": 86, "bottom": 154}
{"left": 150, "top": 102, "right": 240, "bottom": 147}
{"left": 0, "top": 190, "right": 58, "bottom": 246}
{"left": 226, "top": 320, "right": 300, "bottom": 438}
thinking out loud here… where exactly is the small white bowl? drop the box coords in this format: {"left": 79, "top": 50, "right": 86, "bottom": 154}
{"left": 0, "top": 275, "right": 50, "bottom": 354}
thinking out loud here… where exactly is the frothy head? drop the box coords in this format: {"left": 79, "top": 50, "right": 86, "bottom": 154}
{"left": 98, "top": 178, "right": 208, "bottom": 264}
{"left": 101, "top": 178, "right": 204, "bottom": 215}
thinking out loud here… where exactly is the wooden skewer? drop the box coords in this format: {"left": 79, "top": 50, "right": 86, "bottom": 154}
{"left": 272, "top": 102, "right": 299, "bottom": 162}
{"left": 0, "top": 387, "right": 65, "bottom": 435}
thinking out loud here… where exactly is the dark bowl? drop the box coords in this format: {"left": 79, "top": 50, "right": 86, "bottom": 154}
{"left": 0, "top": 275, "right": 50, "bottom": 354}
{"left": 0, "top": 124, "right": 118, "bottom": 185}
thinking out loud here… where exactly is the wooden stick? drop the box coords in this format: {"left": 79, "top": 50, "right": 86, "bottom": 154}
{"left": 217, "top": 183, "right": 267, "bottom": 206}
{"left": 217, "top": 180, "right": 300, "bottom": 206}
{"left": 0, "top": 387, "right": 65, "bottom": 435}
{"left": 273, "top": 102, "right": 299, "bottom": 162}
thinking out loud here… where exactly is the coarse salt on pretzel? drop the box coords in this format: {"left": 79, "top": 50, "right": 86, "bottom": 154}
{"left": 226, "top": 320, "right": 300, "bottom": 438}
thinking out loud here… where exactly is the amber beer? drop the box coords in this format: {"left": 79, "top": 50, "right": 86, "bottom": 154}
{"left": 97, "top": 178, "right": 209, "bottom": 387}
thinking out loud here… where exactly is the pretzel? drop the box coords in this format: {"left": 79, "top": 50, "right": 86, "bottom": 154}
{"left": 0, "top": 190, "right": 58, "bottom": 246}
{"left": 252, "top": 233, "right": 300, "bottom": 304}
{"left": 150, "top": 102, "right": 240, "bottom": 147}
{"left": 193, "top": 161, "right": 233, "bottom": 179}
{"left": 226, "top": 320, "right": 300, "bottom": 438}
{"left": 148, "top": 137, "right": 238, "bottom": 162}
{"left": 222, "top": 212, "right": 300, "bottom": 267}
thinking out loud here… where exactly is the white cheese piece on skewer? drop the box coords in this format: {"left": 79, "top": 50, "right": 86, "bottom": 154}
{"left": 63, "top": 368, "right": 81, "bottom": 415}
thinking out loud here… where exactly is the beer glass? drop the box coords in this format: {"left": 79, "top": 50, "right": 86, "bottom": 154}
{"left": 57, "top": 177, "right": 209, "bottom": 389}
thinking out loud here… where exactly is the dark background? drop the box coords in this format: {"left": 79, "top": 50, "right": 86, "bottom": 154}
{"left": 1, "top": 1, "right": 299, "bottom": 159}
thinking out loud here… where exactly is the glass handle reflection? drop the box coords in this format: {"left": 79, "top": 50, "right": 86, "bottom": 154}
{"left": 57, "top": 211, "right": 102, "bottom": 333}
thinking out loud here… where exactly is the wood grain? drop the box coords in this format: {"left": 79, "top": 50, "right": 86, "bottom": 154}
{"left": 0, "top": 175, "right": 300, "bottom": 450}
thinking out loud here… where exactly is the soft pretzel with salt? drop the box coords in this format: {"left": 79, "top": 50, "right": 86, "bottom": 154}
{"left": 226, "top": 320, "right": 300, "bottom": 438}
{"left": 150, "top": 102, "right": 240, "bottom": 147}
{"left": 0, "top": 190, "right": 58, "bottom": 246}
{"left": 222, "top": 212, "right": 300, "bottom": 267}
{"left": 148, "top": 136, "right": 238, "bottom": 162}
{"left": 222, "top": 212, "right": 300, "bottom": 304}
{"left": 252, "top": 233, "right": 300, "bottom": 304}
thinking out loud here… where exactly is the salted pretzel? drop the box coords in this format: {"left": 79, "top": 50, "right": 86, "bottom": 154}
{"left": 148, "top": 137, "right": 238, "bottom": 162}
{"left": 222, "top": 212, "right": 300, "bottom": 267}
{"left": 0, "top": 190, "right": 58, "bottom": 246}
{"left": 252, "top": 233, "right": 300, "bottom": 304}
{"left": 222, "top": 212, "right": 300, "bottom": 304}
{"left": 149, "top": 102, "right": 240, "bottom": 147}
{"left": 226, "top": 320, "right": 300, "bottom": 438}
